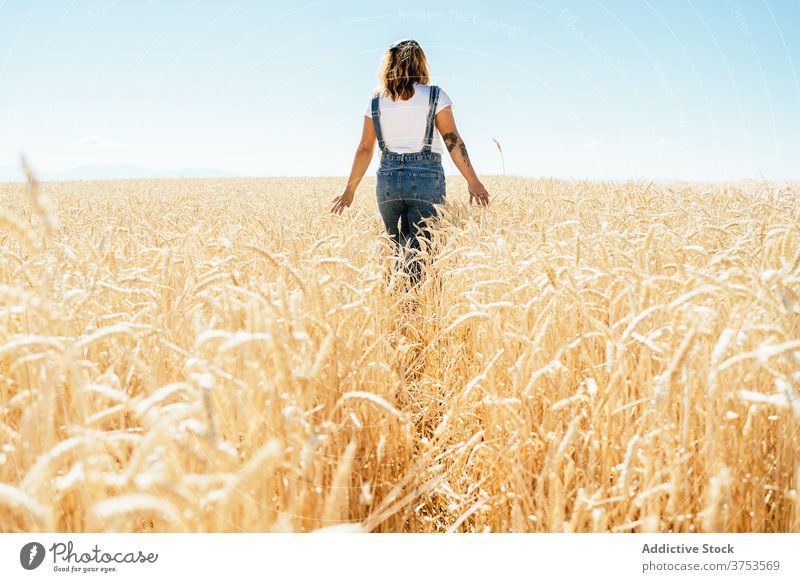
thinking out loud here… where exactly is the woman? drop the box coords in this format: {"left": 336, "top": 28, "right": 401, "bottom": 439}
{"left": 330, "top": 39, "right": 490, "bottom": 288}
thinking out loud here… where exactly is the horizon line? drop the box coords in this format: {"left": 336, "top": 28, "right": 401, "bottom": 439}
{"left": 1, "top": 174, "right": 797, "bottom": 186}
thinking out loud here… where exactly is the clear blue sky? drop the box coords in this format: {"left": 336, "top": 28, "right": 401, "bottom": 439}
{"left": 1, "top": 0, "right": 798, "bottom": 181}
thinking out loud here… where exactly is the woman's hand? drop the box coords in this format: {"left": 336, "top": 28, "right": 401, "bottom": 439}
{"left": 330, "top": 190, "right": 354, "bottom": 215}
{"left": 332, "top": 118, "right": 376, "bottom": 215}
{"left": 435, "top": 109, "right": 489, "bottom": 207}
{"left": 468, "top": 179, "right": 490, "bottom": 206}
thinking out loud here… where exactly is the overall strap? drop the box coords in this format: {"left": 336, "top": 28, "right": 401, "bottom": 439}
{"left": 421, "top": 85, "right": 440, "bottom": 152}
{"left": 370, "top": 90, "right": 388, "bottom": 153}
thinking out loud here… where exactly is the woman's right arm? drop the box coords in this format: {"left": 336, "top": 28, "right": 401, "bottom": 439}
{"left": 435, "top": 108, "right": 490, "bottom": 206}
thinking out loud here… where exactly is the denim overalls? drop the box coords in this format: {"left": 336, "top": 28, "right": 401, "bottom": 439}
{"left": 370, "top": 85, "right": 445, "bottom": 287}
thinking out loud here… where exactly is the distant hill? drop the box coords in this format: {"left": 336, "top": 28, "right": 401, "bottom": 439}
{"left": 0, "top": 164, "right": 238, "bottom": 183}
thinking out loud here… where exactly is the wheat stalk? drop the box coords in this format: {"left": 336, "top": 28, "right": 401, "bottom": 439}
{"left": 0, "top": 175, "right": 797, "bottom": 533}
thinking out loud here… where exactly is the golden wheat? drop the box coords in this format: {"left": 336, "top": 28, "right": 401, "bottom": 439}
{"left": 0, "top": 174, "right": 798, "bottom": 533}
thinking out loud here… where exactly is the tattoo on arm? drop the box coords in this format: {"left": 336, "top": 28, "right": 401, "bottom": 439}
{"left": 443, "top": 132, "right": 458, "bottom": 152}
{"left": 442, "top": 132, "right": 472, "bottom": 168}
{"left": 458, "top": 142, "right": 471, "bottom": 168}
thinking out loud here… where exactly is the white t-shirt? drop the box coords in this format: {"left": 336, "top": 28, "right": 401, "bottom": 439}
{"left": 364, "top": 83, "right": 453, "bottom": 155}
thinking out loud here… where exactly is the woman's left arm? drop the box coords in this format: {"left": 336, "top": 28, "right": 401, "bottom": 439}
{"left": 330, "top": 117, "right": 377, "bottom": 214}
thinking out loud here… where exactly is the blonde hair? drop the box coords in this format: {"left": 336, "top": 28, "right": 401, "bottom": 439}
{"left": 377, "top": 40, "right": 431, "bottom": 101}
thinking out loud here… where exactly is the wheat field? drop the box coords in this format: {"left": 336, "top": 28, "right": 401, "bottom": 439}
{"left": 0, "top": 172, "right": 799, "bottom": 533}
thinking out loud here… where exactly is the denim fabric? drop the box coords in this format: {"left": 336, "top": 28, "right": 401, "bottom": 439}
{"left": 371, "top": 86, "right": 445, "bottom": 288}
{"left": 376, "top": 152, "right": 446, "bottom": 287}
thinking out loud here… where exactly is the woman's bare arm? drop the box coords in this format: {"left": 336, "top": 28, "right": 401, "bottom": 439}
{"left": 331, "top": 116, "right": 377, "bottom": 215}
{"left": 435, "top": 107, "right": 489, "bottom": 206}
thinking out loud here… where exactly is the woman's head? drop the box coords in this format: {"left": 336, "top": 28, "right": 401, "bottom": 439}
{"left": 378, "top": 39, "right": 430, "bottom": 101}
